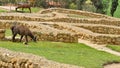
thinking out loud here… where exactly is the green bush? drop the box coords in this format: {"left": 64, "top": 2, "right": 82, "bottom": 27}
{"left": 69, "top": 3, "right": 77, "bottom": 9}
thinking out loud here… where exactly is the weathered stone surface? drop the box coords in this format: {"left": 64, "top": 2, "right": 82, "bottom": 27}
{"left": 0, "top": 53, "right": 39, "bottom": 68}
{"left": 0, "top": 8, "right": 120, "bottom": 44}
{"left": 0, "top": 29, "right": 5, "bottom": 40}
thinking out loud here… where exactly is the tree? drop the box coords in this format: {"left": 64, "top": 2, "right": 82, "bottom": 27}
{"left": 76, "top": 0, "right": 85, "bottom": 10}
{"left": 69, "top": 3, "right": 77, "bottom": 9}
{"left": 111, "top": 0, "right": 118, "bottom": 16}
{"left": 34, "top": 0, "right": 43, "bottom": 7}
{"left": 28, "top": 0, "right": 36, "bottom": 7}
{"left": 102, "top": 0, "right": 110, "bottom": 14}
{"left": 91, "top": 0, "right": 104, "bottom": 13}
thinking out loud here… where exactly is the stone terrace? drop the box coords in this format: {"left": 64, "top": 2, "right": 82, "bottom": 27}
{"left": 0, "top": 8, "right": 120, "bottom": 45}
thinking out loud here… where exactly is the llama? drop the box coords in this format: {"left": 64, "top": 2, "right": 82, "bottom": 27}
{"left": 11, "top": 24, "right": 36, "bottom": 44}
{"left": 16, "top": 3, "right": 31, "bottom": 13}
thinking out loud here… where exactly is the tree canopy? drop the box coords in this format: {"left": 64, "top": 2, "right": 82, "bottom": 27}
{"left": 111, "top": 0, "right": 118, "bottom": 16}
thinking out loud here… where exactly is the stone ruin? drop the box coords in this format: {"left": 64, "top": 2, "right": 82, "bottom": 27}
{"left": 0, "top": 52, "right": 39, "bottom": 68}
{"left": 0, "top": 8, "right": 120, "bottom": 45}
{"left": 0, "top": 29, "right": 5, "bottom": 40}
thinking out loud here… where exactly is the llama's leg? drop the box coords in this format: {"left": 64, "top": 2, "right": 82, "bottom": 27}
{"left": 29, "top": 8, "right": 31, "bottom": 13}
{"left": 25, "top": 35, "right": 28, "bottom": 44}
{"left": 20, "top": 35, "right": 24, "bottom": 42}
{"left": 22, "top": 8, "right": 24, "bottom": 13}
{"left": 15, "top": 8, "right": 17, "bottom": 12}
{"left": 12, "top": 33, "right": 17, "bottom": 42}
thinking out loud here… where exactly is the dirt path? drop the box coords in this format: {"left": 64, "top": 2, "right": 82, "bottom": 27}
{"left": 78, "top": 39, "right": 120, "bottom": 68}
{"left": 0, "top": 6, "right": 16, "bottom": 11}
{"left": 104, "top": 63, "right": 120, "bottom": 68}
{"left": 78, "top": 39, "right": 120, "bottom": 56}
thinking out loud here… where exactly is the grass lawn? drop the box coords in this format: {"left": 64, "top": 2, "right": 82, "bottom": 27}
{"left": 5, "top": 29, "right": 12, "bottom": 36}
{"left": 0, "top": 41, "right": 120, "bottom": 68}
{"left": 0, "top": 7, "right": 41, "bottom": 13}
{"left": 16, "top": 7, "right": 42, "bottom": 13}
{"left": 107, "top": 45, "right": 120, "bottom": 52}
{"left": 0, "top": 9, "right": 8, "bottom": 12}
{"left": 4, "top": 29, "right": 120, "bottom": 68}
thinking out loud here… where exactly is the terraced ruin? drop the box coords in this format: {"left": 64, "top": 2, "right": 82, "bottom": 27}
{"left": 0, "top": 8, "right": 120, "bottom": 45}
{"left": 0, "top": 8, "right": 120, "bottom": 68}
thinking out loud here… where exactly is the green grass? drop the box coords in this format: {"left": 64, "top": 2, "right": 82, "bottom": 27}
{"left": 0, "top": 41, "right": 120, "bottom": 68}
{"left": 0, "top": 9, "right": 7, "bottom": 12}
{"left": 107, "top": 45, "right": 120, "bottom": 52}
{"left": 0, "top": 7, "right": 41, "bottom": 13}
{"left": 5, "top": 29, "right": 20, "bottom": 37}
{"left": 17, "top": 7, "right": 42, "bottom": 13}
{"left": 5, "top": 29, "right": 12, "bottom": 36}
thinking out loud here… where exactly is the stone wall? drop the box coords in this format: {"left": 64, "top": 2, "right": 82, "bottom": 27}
{"left": 40, "top": 8, "right": 113, "bottom": 19}
{"left": 0, "top": 18, "right": 120, "bottom": 44}
{"left": 0, "top": 53, "right": 39, "bottom": 68}
{"left": 34, "top": 32, "right": 78, "bottom": 43}
{"left": 77, "top": 25, "right": 120, "bottom": 35}
{"left": 76, "top": 33, "right": 120, "bottom": 45}
{"left": 0, "top": 29, "right": 5, "bottom": 40}
{"left": 0, "top": 15, "right": 120, "bottom": 27}
{"left": 0, "top": 8, "right": 120, "bottom": 44}
{"left": 91, "top": 35, "right": 120, "bottom": 45}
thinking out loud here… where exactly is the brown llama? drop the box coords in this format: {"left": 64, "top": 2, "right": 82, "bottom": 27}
{"left": 16, "top": 3, "right": 31, "bottom": 13}
{"left": 11, "top": 24, "right": 36, "bottom": 44}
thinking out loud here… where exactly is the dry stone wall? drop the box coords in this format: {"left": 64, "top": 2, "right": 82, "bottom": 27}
{"left": 0, "top": 15, "right": 120, "bottom": 27}
{"left": 77, "top": 25, "right": 120, "bottom": 35}
{"left": 40, "top": 8, "right": 111, "bottom": 19}
{"left": 0, "top": 8, "right": 120, "bottom": 44}
{"left": 0, "top": 29, "right": 5, "bottom": 40}
{"left": 34, "top": 32, "right": 78, "bottom": 43}
{"left": 0, "top": 52, "right": 39, "bottom": 68}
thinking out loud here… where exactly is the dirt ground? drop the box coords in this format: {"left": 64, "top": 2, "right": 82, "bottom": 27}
{"left": 104, "top": 63, "right": 120, "bottom": 68}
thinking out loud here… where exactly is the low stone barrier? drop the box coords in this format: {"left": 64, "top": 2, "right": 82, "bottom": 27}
{"left": 76, "top": 33, "right": 120, "bottom": 45}
{"left": 34, "top": 32, "right": 78, "bottom": 43}
{"left": 0, "top": 29, "right": 5, "bottom": 40}
{"left": 91, "top": 35, "right": 120, "bottom": 45}
{"left": 0, "top": 20, "right": 120, "bottom": 44}
{"left": 40, "top": 8, "right": 113, "bottom": 19}
{"left": 77, "top": 25, "right": 120, "bottom": 35}
{"left": 0, "top": 15, "right": 120, "bottom": 27}
{"left": 0, "top": 11, "right": 120, "bottom": 44}
{"left": 0, "top": 53, "right": 39, "bottom": 68}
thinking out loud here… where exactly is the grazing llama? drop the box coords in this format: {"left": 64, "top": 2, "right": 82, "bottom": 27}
{"left": 16, "top": 3, "right": 31, "bottom": 13}
{"left": 11, "top": 24, "right": 36, "bottom": 44}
